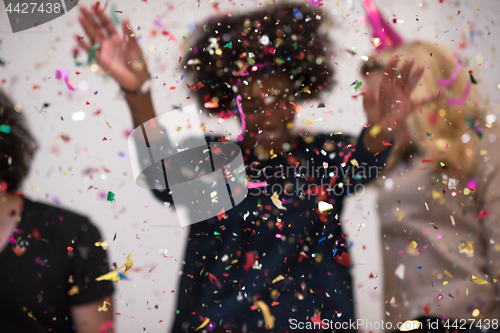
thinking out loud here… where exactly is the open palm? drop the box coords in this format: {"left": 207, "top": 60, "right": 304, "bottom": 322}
{"left": 363, "top": 56, "right": 439, "bottom": 134}
{"left": 77, "top": 6, "right": 149, "bottom": 92}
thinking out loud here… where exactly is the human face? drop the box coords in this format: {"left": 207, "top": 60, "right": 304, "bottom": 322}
{"left": 239, "top": 74, "right": 295, "bottom": 149}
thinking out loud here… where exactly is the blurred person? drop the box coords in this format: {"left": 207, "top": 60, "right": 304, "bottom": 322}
{"left": 76, "top": 3, "right": 436, "bottom": 332}
{"left": 0, "top": 89, "right": 115, "bottom": 332}
{"left": 362, "top": 41, "right": 500, "bottom": 332}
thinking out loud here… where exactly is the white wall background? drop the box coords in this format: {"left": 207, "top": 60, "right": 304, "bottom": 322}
{"left": 0, "top": 0, "right": 498, "bottom": 331}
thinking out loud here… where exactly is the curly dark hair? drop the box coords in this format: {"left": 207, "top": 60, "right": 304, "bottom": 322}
{"left": 0, "top": 90, "right": 36, "bottom": 193}
{"left": 182, "top": 2, "right": 334, "bottom": 117}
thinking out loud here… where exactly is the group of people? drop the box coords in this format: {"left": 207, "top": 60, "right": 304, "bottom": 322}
{"left": 0, "top": 1, "right": 498, "bottom": 332}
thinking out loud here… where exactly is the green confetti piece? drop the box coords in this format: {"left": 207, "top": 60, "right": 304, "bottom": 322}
{"left": 61, "top": 117, "right": 64, "bottom": 121}
{"left": 426, "top": 132, "right": 433, "bottom": 137}
{"left": 354, "top": 81, "right": 363, "bottom": 91}
{"left": 176, "top": 310, "right": 180, "bottom": 314}
{"left": 74, "top": 43, "right": 100, "bottom": 66}
{"left": 107, "top": 191, "right": 115, "bottom": 202}
{"left": 214, "top": 231, "right": 221, "bottom": 236}
{"left": 0, "top": 124, "right": 11, "bottom": 134}
{"left": 293, "top": 42, "right": 297, "bottom": 50}
{"left": 470, "top": 73, "right": 477, "bottom": 84}
{"left": 111, "top": 4, "right": 122, "bottom": 26}
{"left": 182, "top": 36, "right": 187, "bottom": 39}
{"left": 440, "top": 162, "right": 445, "bottom": 167}
{"left": 223, "top": 41, "right": 232, "bottom": 48}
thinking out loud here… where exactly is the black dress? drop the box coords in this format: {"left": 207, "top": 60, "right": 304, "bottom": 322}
{"left": 153, "top": 132, "right": 391, "bottom": 332}
{"left": 0, "top": 198, "right": 114, "bottom": 332}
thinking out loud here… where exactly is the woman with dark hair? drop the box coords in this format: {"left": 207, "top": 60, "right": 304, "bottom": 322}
{"left": 77, "top": 3, "right": 435, "bottom": 332}
{"left": 0, "top": 90, "right": 115, "bottom": 332}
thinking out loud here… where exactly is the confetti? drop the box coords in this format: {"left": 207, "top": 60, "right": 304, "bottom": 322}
{"left": 438, "top": 62, "right": 462, "bottom": 87}
{"left": 98, "top": 300, "right": 111, "bottom": 312}
{"left": 253, "top": 300, "right": 275, "bottom": 329}
{"left": 55, "top": 69, "right": 79, "bottom": 91}
{"left": 247, "top": 181, "right": 268, "bottom": 189}
{"left": 106, "top": 191, "right": 115, "bottom": 202}
{"left": 318, "top": 201, "right": 334, "bottom": 212}
{"left": 236, "top": 95, "right": 246, "bottom": 141}
{"left": 459, "top": 241, "right": 474, "bottom": 257}
{"left": 447, "top": 82, "right": 471, "bottom": 106}
{"left": 270, "top": 192, "right": 287, "bottom": 210}
{"left": 471, "top": 275, "right": 489, "bottom": 285}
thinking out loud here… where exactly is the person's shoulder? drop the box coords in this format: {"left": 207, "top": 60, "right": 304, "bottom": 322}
{"left": 22, "top": 197, "right": 97, "bottom": 239}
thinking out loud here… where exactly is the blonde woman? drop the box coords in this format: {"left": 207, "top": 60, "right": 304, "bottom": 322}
{"left": 362, "top": 41, "right": 500, "bottom": 332}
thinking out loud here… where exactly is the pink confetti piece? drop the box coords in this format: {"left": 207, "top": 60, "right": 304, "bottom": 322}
{"left": 310, "top": 0, "right": 323, "bottom": 7}
{"left": 34, "top": 257, "right": 46, "bottom": 267}
{"left": 9, "top": 235, "right": 16, "bottom": 244}
{"left": 154, "top": 19, "right": 164, "bottom": 29}
{"left": 236, "top": 95, "right": 246, "bottom": 141}
{"left": 447, "top": 82, "right": 471, "bottom": 106}
{"left": 55, "top": 69, "right": 79, "bottom": 91}
{"left": 248, "top": 181, "right": 268, "bottom": 189}
{"left": 438, "top": 62, "right": 462, "bottom": 86}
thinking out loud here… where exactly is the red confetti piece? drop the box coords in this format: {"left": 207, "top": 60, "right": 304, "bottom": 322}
{"left": 67, "top": 246, "right": 73, "bottom": 251}
{"left": 187, "top": 82, "right": 205, "bottom": 91}
{"left": 217, "top": 208, "right": 225, "bottom": 221}
{"left": 102, "top": 137, "right": 108, "bottom": 141}
{"left": 334, "top": 252, "right": 351, "bottom": 267}
{"left": 244, "top": 251, "right": 255, "bottom": 271}
{"left": 382, "top": 141, "right": 392, "bottom": 146}
{"left": 478, "top": 210, "right": 491, "bottom": 220}
{"left": 208, "top": 273, "right": 217, "bottom": 284}
{"left": 422, "top": 159, "right": 434, "bottom": 163}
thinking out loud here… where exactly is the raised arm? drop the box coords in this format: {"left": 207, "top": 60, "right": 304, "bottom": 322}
{"left": 76, "top": 6, "right": 158, "bottom": 131}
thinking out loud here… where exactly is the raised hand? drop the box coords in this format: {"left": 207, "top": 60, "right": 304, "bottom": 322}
{"left": 76, "top": 6, "right": 150, "bottom": 92}
{"left": 363, "top": 56, "right": 439, "bottom": 136}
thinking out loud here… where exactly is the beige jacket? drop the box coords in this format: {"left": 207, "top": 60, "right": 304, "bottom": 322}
{"left": 377, "top": 127, "right": 500, "bottom": 326}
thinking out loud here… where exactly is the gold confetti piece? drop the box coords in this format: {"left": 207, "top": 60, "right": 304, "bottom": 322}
{"left": 408, "top": 241, "right": 417, "bottom": 248}
{"left": 369, "top": 124, "right": 381, "bottom": 136}
{"left": 399, "top": 320, "right": 421, "bottom": 331}
{"left": 271, "top": 192, "right": 287, "bottom": 210}
{"left": 472, "top": 309, "right": 480, "bottom": 317}
{"left": 96, "top": 270, "right": 120, "bottom": 282}
{"left": 195, "top": 318, "right": 211, "bottom": 331}
{"left": 472, "top": 275, "right": 489, "bottom": 284}
{"left": 459, "top": 241, "right": 474, "bottom": 257}
{"left": 98, "top": 300, "right": 111, "bottom": 312}
{"left": 124, "top": 253, "right": 134, "bottom": 272}
{"left": 397, "top": 212, "right": 404, "bottom": 221}
{"left": 443, "top": 281, "right": 448, "bottom": 286}
{"left": 306, "top": 120, "right": 313, "bottom": 125}
{"left": 62, "top": 172, "right": 67, "bottom": 176}
{"left": 272, "top": 275, "right": 285, "bottom": 284}
{"left": 432, "top": 190, "right": 442, "bottom": 199}
{"left": 67, "top": 285, "right": 79, "bottom": 296}
{"left": 174, "top": 126, "right": 182, "bottom": 132}
{"left": 444, "top": 270, "right": 453, "bottom": 278}
{"left": 202, "top": 125, "right": 206, "bottom": 132}
{"left": 254, "top": 300, "right": 275, "bottom": 329}
{"left": 350, "top": 159, "right": 359, "bottom": 167}
{"left": 318, "top": 201, "right": 334, "bottom": 212}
